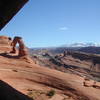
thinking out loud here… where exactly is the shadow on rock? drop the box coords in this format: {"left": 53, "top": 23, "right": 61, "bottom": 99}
{"left": 0, "top": 53, "right": 19, "bottom": 59}
{"left": 0, "top": 80, "right": 32, "bottom": 100}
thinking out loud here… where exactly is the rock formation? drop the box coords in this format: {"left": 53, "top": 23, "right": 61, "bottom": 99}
{"left": 0, "top": 36, "right": 12, "bottom": 46}
{"left": 0, "top": 36, "right": 12, "bottom": 52}
{"left": 11, "top": 36, "right": 28, "bottom": 57}
{"left": 66, "top": 50, "right": 100, "bottom": 72}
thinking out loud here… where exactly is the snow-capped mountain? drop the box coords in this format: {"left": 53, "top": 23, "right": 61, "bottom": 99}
{"left": 62, "top": 42, "right": 100, "bottom": 47}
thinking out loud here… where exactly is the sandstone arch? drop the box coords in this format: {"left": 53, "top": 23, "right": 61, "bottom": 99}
{"left": 10, "top": 36, "right": 28, "bottom": 57}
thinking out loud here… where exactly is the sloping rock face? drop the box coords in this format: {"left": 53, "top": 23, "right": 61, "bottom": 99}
{"left": 0, "top": 36, "right": 100, "bottom": 100}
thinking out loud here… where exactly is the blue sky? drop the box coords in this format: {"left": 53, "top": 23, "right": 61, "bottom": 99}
{"left": 0, "top": 0, "right": 100, "bottom": 47}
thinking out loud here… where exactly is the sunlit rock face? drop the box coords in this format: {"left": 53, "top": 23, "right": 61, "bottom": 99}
{"left": 0, "top": 36, "right": 12, "bottom": 52}
{"left": 0, "top": 36, "right": 12, "bottom": 45}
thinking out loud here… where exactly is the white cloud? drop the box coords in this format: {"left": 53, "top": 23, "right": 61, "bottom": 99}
{"left": 59, "top": 27, "right": 68, "bottom": 31}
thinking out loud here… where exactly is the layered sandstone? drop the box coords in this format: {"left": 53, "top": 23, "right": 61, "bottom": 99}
{"left": 0, "top": 36, "right": 12, "bottom": 52}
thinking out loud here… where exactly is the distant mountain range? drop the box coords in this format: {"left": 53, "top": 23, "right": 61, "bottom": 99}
{"left": 29, "top": 42, "right": 100, "bottom": 55}
{"left": 62, "top": 42, "right": 100, "bottom": 47}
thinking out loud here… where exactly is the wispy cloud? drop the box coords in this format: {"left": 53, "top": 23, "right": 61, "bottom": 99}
{"left": 59, "top": 27, "right": 68, "bottom": 31}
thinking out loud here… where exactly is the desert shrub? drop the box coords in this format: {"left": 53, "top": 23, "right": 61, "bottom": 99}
{"left": 47, "top": 89, "right": 56, "bottom": 97}
{"left": 27, "top": 91, "right": 35, "bottom": 100}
